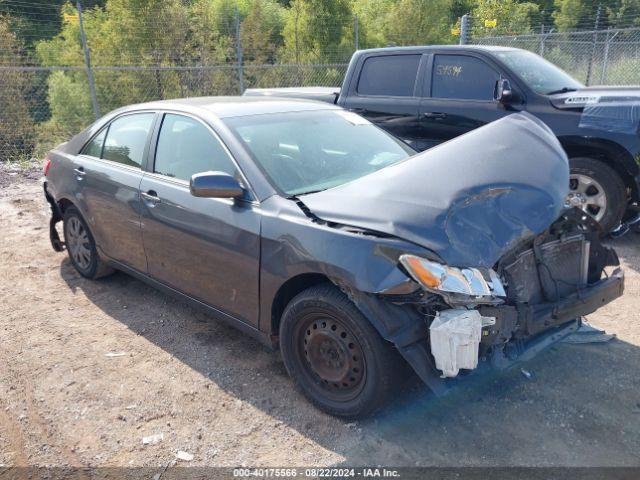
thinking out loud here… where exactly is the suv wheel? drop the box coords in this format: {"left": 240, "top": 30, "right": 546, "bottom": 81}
{"left": 568, "top": 157, "right": 626, "bottom": 233}
{"left": 279, "top": 284, "right": 405, "bottom": 418}
{"left": 63, "top": 206, "right": 113, "bottom": 279}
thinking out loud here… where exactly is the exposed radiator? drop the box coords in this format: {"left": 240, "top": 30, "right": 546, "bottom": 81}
{"left": 502, "top": 235, "right": 590, "bottom": 304}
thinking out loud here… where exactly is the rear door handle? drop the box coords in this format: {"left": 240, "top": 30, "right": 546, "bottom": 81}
{"left": 421, "top": 112, "right": 447, "bottom": 119}
{"left": 73, "top": 167, "right": 86, "bottom": 180}
{"left": 141, "top": 190, "right": 161, "bottom": 206}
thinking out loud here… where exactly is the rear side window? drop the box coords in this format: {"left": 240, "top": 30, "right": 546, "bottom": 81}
{"left": 154, "top": 114, "right": 237, "bottom": 182}
{"left": 102, "top": 113, "right": 155, "bottom": 167}
{"left": 81, "top": 128, "right": 107, "bottom": 158}
{"left": 431, "top": 55, "right": 499, "bottom": 101}
{"left": 357, "top": 55, "right": 421, "bottom": 97}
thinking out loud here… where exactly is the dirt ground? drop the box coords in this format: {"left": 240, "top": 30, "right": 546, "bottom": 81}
{"left": 1, "top": 164, "right": 639, "bottom": 469}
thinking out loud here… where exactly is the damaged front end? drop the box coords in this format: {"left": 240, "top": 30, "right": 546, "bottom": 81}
{"left": 295, "top": 112, "right": 626, "bottom": 394}
{"left": 274, "top": 112, "right": 624, "bottom": 395}
{"left": 349, "top": 209, "right": 623, "bottom": 395}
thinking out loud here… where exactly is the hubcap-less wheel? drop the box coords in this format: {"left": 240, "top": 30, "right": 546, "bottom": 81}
{"left": 67, "top": 216, "right": 92, "bottom": 270}
{"left": 299, "top": 314, "right": 365, "bottom": 401}
{"left": 566, "top": 174, "right": 607, "bottom": 223}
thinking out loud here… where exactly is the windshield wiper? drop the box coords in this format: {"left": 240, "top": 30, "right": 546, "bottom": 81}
{"left": 546, "top": 87, "right": 578, "bottom": 95}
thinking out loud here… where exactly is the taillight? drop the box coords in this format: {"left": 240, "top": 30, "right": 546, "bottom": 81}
{"left": 43, "top": 155, "right": 52, "bottom": 176}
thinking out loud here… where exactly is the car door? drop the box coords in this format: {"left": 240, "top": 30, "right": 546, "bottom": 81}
{"left": 75, "top": 111, "right": 156, "bottom": 272}
{"left": 139, "top": 112, "right": 261, "bottom": 327}
{"left": 341, "top": 53, "right": 430, "bottom": 150}
{"left": 418, "top": 53, "right": 518, "bottom": 150}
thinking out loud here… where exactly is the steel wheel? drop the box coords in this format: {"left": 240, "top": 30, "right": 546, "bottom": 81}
{"left": 66, "top": 216, "right": 92, "bottom": 270}
{"left": 298, "top": 313, "right": 366, "bottom": 402}
{"left": 566, "top": 173, "right": 608, "bottom": 223}
{"left": 280, "top": 284, "right": 407, "bottom": 418}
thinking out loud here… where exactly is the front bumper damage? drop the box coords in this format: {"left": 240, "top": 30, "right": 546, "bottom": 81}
{"left": 353, "top": 271, "right": 622, "bottom": 396}
{"left": 347, "top": 211, "right": 625, "bottom": 396}
{"left": 479, "top": 268, "right": 623, "bottom": 370}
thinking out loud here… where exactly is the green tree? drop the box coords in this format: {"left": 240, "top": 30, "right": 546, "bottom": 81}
{"left": 0, "top": 17, "right": 36, "bottom": 161}
{"left": 473, "top": 0, "right": 540, "bottom": 35}
{"left": 353, "top": 0, "right": 455, "bottom": 48}
{"left": 606, "top": 0, "right": 640, "bottom": 27}
{"left": 281, "top": 0, "right": 353, "bottom": 63}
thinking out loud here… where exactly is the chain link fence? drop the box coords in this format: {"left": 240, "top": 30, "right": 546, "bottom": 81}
{"left": 0, "top": 62, "right": 348, "bottom": 163}
{"left": 471, "top": 27, "right": 640, "bottom": 87}
{"left": 3, "top": 0, "right": 639, "bottom": 165}
{"left": 0, "top": 0, "right": 352, "bottom": 163}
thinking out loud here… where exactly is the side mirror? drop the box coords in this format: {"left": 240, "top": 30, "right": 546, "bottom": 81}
{"left": 190, "top": 171, "right": 244, "bottom": 199}
{"left": 495, "top": 78, "right": 513, "bottom": 104}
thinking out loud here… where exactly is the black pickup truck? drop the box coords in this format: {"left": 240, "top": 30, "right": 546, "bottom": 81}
{"left": 245, "top": 45, "right": 640, "bottom": 233}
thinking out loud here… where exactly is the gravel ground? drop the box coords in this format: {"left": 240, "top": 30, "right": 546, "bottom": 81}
{"left": 1, "top": 165, "right": 639, "bottom": 469}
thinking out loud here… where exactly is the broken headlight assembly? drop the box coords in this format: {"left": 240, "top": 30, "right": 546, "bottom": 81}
{"left": 399, "top": 254, "right": 506, "bottom": 305}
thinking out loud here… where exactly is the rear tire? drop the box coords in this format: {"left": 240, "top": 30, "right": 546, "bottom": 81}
{"left": 62, "top": 206, "right": 114, "bottom": 279}
{"left": 279, "top": 284, "right": 405, "bottom": 418}
{"left": 568, "top": 157, "right": 626, "bottom": 233}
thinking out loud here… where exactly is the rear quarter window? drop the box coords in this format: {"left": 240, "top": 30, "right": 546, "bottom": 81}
{"left": 357, "top": 55, "right": 421, "bottom": 97}
{"left": 102, "top": 113, "right": 155, "bottom": 167}
{"left": 80, "top": 128, "right": 107, "bottom": 158}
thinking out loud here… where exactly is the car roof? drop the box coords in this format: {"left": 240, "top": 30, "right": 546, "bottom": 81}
{"left": 117, "top": 96, "right": 340, "bottom": 119}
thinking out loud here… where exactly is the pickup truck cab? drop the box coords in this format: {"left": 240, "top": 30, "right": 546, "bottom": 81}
{"left": 245, "top": 45, "right": 640, "bottom": 233}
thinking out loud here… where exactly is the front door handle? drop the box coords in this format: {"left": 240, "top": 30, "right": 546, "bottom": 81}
{"left": 421, "top": 112, "right": 447, "bottom": 120}
{"left": 141, "top": 190, "right": 161, "bottom": 206}
{"left": 73, "top": 167, "right": 86, "bottom": 180}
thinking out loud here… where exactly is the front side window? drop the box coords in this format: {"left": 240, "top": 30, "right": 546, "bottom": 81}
{"left": 102, "top": 113, "right": 155, "bottom": 167}
{"left": 494, "top": 50, "right": 583, "bottom": 95}
{"left": 224, "top": 110, "right": 415, "bottom": 195}
{"left": 431, "top": 55, "right": 500, "bottom": 101}
{"left": 357, "top": 55, "right": 421, "bottom": 97}
{"left": 154, "top": 114, "right": 237, "bottom": 182}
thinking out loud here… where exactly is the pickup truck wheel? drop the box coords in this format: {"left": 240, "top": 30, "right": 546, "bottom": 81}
{"left": 568, "top": 157, "right": 626, "bottom": 233}
{"left": 279, "top": 284, "right": 404, "bottom": 419}
{"left": 62, "top": 206, "right": 113, "bottom": 279}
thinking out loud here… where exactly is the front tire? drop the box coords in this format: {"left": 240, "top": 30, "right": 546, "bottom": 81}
{"left": 62, "top": 206, "right": 113, "bottom": 279}
{"left": 279, "top": 284, "right": 405, "bottom": 418}
{"left": 568, "top": 157, "right": 626, "bottom": 232}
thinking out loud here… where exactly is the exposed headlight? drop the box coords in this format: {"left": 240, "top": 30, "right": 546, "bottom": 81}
{"left": 399, "top": 254, "right": 506, "bottom": 304}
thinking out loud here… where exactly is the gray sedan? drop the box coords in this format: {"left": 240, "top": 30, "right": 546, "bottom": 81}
{"left": 43, "top": 97, "right": 623, "bottom": 418}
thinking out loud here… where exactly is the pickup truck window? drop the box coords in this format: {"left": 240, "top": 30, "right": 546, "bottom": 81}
{"left": 494, "top": 50, "right": 583, "bottom": 95}
{"left": 431, "top": 55, "right": 499, "bottom": 101}
{"left": 357, "top": 55, "right": 421, "bottom": 97}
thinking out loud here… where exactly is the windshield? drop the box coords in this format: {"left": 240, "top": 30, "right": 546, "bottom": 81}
{"left": 224, "top": 110, "right": 415, "bottom": 195}
{"left": 495, "top": 50, "right": 583, "bottom": 95}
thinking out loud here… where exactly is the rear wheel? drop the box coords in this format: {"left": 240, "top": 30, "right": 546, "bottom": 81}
{"left": 279, "top": 284, "right": 405, "bottom": 418}
{"left": 62, "top": 206, "right": 113, "bottom": 279}
{"left": 567, "top": 157, "right": 626, "bottom": 233}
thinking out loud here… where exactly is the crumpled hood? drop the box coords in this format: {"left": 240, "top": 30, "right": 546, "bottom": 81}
{"left": 299, "top": 113, "right": 569, "bottom": 268}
